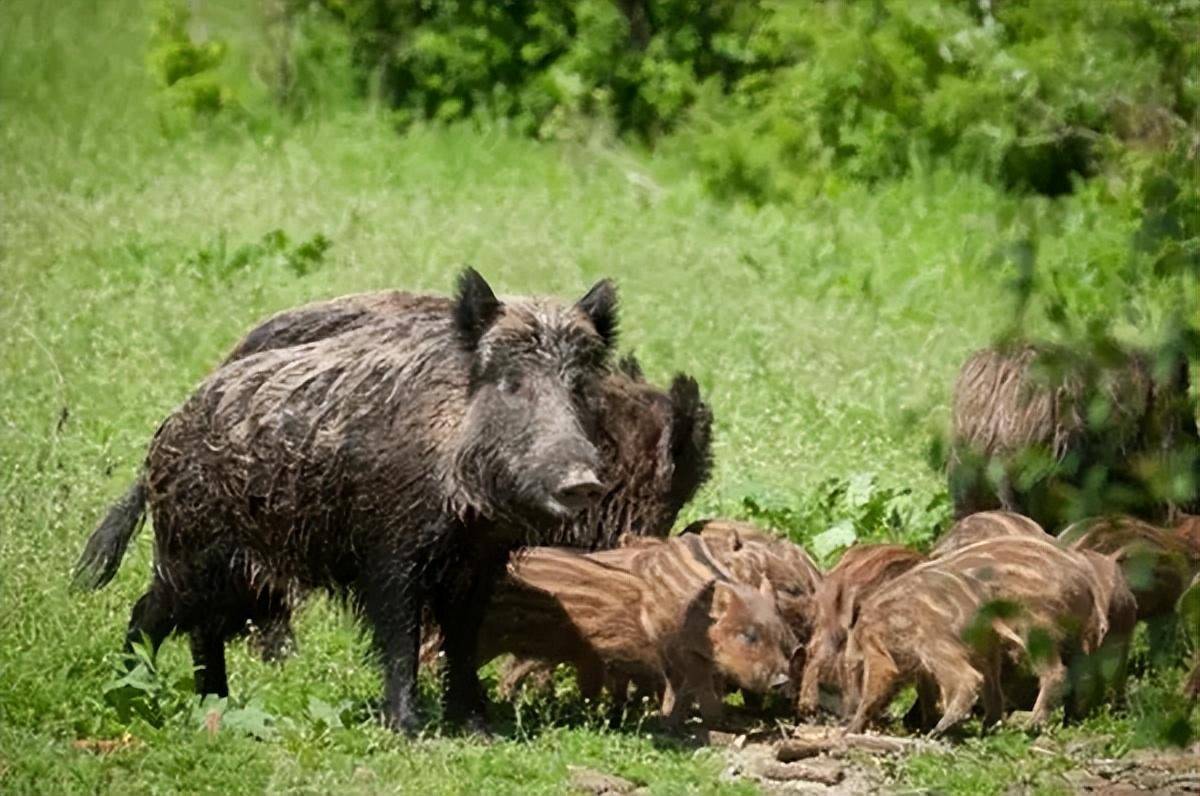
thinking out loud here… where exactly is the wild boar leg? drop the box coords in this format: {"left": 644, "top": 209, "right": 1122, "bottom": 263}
{"left": 360, "top": 557, "right": 423, "bottom": 734}
{"left": 981, "top": 646, "right": 1004, "bottom": 727}
{"left": 123, "top": 579, "right": 177, "bottom": 661}
{"left": 575, "top": 655, "right": 606, "bottom": 702}
{"left": 694, "top": 677, "right": 725, "bottom": 727}
{"left": 903, "top": 674, "right": 939, "bottom": 732}
{"left": 189, "top": 628, "right": 229, "bottom": 697}
{"left": 1029, "top": 652, "right": 1067, "bottom": 726}
{"left": 661, "top": 670, "right": 691, "bottom": 730}
{"left": 1098, "top": 632, "right": 1132, "bottom": 708}
{"left": 432, "top": 548, "right": 508, "bottom": 731}
{"left": 796, "top": 655, "right": 822, "bottom": 717}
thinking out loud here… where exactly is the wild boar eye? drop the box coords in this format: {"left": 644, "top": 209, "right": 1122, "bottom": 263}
{"left": 741, "top": 628, "right": 760, "bottom": 645}
{"left": 499, "top": 376, "right": 521, "bottom": 395}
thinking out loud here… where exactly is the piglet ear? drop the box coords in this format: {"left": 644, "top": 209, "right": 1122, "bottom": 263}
{"left": 835, "top": 584, "right": 859, "bottom": 630}
{"left": 576, "top": 278, "right": 618, "bottom": 348}
{"left": 454, "top": 268, "right": 501, "bottom": 350}
{"left": 759, "top": 576, "right": 778, "bottom": 606}
{"left": 710, "top": 580, "right": 736, "bottom": 619}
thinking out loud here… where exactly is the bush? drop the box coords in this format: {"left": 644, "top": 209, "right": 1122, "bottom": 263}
{"left": 300, "top": 0, "right": 1199, "bottom": 200}
{"left": 686, "top": 0, "right": 1199, "bottom": 202}
{"left": 148, "top": 0, "right": 238, "bottom": 129}
{"left": 310, "top": 0, "right": 764, "bottom": 138}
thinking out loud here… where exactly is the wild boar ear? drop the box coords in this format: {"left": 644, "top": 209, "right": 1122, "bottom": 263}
{"left": 576, "top": 278, "right": 618, "bottom": 348}
{"left": 758, "top": 576, "right": 778, "bottom": 606}
{"left": 454, "top": 267, "right": 502, "bottom": 350}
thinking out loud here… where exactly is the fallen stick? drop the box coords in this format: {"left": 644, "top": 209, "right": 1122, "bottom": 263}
{"left": 777, "top": 731, "right": 934, "bottom": 761}
{"left": 759, "top": 762, "right": 845, "bottom": 786}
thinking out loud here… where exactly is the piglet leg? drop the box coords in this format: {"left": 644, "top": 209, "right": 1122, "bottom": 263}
{"left": 846, "top": 637, "right": 900, "bottom": 734}
{"left": 927, "top": 647, "right": 984, "bottom": 737}
{"left": 1030, "top": 652, "right": 1067, "bottom": 727}
{"left": 660, "top": 671, "right": 688, "bottom": 730}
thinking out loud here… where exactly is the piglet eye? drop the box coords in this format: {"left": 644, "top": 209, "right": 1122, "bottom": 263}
{"left": 499, "top": 376, "right": 520, "bottom": 395}
{"left": 741, "top": 628, "right": 760, "bottom": 645}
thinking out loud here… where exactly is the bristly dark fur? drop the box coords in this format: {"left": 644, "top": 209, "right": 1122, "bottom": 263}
{"left": 112, "top": 289, "right": 712, "bottom": 673}
{"left": 948, "top": 341, "right": 1199, "bottom": 530}
{"left": 73, "top": 271, "right": 630, "bottom": 735}
{"left": 666, "top": 375, "right": 713, "bottom": 514}
{"left": 220, "top": 292, "right": 710, "bottom": 550}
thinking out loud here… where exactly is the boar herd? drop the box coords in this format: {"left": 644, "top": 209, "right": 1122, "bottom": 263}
{"left": 74, "top": 272, "right": 1200, "bottom": 738}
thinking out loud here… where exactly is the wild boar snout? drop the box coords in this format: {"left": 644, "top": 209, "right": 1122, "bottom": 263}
{"left": 544, "top": 463, "right": 605, "bottom": 518}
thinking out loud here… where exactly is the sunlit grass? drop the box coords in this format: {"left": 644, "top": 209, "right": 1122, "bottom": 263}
{"left": 1, "top": 0, "right": 1196, "bottom": 793}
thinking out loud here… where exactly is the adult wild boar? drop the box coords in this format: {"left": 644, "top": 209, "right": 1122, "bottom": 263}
{"left": 73, "top": 269, "right": 624, "bottom": 733}
{"left": 216, "top": 290, "right": 714, "bottom": 665}
{"left": 224, "top": 290, "right": 713, "bottom": 550}
{"left": 948, "top": 342, "right": 1198, "bottom": 530}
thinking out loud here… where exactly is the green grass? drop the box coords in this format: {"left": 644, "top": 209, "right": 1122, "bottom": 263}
{"left": 2, "top": 1, "right": 1197, "bottom": 793}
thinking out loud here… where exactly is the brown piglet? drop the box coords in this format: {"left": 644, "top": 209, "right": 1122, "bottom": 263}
{"left": 842, "top": 537, "right": 1128, "bottom": 736}
{"left": 480, "top": 540, "right": 794, "bottom": 729}
{"left": 796, "top": 543, "right": 926, "bottom": 717}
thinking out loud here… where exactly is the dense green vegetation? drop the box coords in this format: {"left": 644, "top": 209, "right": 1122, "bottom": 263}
{"left": 1, "top": 0, "right": 1197, "bottom": 793}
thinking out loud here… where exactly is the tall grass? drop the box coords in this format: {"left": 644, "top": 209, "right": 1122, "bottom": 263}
{"left": 1, "top": 1, "right": 1196, "bottom": 793}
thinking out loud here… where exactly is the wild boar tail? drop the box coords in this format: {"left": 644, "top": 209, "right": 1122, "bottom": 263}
{"left": 72, "top": 478, "right": 148, "bottom": 591}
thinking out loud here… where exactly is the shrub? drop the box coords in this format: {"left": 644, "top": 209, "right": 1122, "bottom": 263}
{"left": 182, "top": 0, "right": 1200, "bottom": 200}
{"left": 686, "top": 0, "right": 1200, "bottom": 202}
{"left": 310, "top": 0, "right": 764, "bottom": 137}
{"left": 148, "top": 0, "right": 238, "bottom": 128}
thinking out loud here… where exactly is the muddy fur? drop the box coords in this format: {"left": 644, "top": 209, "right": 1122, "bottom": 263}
{"left": 74, "top": 270, "right": 636, "bottom": 733}
{"left": 220, "top": 291, "right": 713, "bottom": 550}
{"left": 71, "top": 480, "right": 148, "bottom": 591}
{"left": 930, "top": 511, "right": 1052, "bottom": 558}
{"left": 843, "top": 537, "right": 1128, "bottom": 735}
{"left": 481, "top": 542, "right": 794, "bottom": 728}
{"left": 948, "top": 342, "right": 1198, "bottom": 530}
{"left": 796, "top": 544, "right": 926, "bottom": 717}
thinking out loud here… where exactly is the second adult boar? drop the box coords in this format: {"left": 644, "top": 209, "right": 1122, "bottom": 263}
{"left": 948, "top": 342, "right": 1198, "bottom": 529}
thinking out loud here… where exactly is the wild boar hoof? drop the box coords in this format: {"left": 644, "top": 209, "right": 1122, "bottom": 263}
{"left": 383, "top": 710, "right": 422, "bottom": 736}
{"left": 443, "top": 704, "right": 492, "bottom": 738}
{"left": 457, "top": 714, "right": 492, "bottom": 740}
